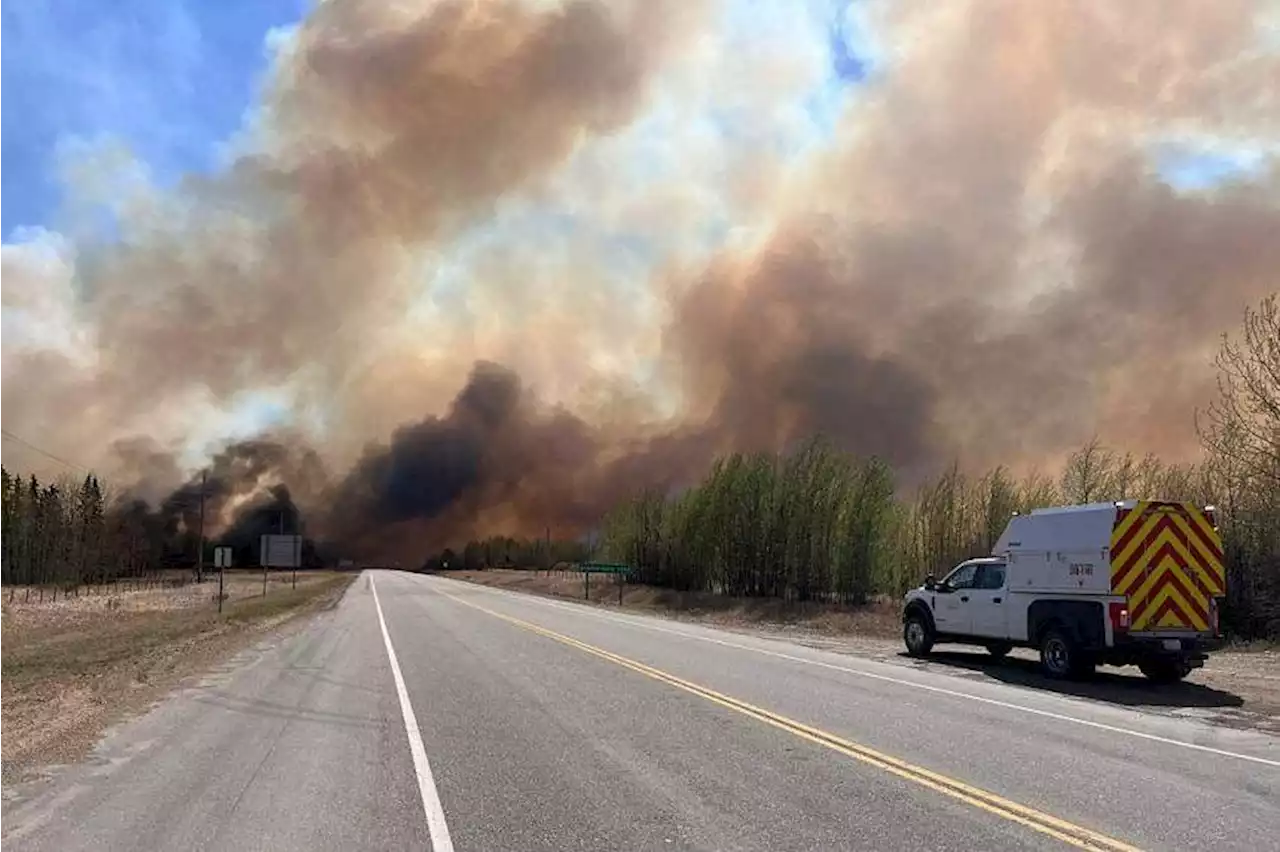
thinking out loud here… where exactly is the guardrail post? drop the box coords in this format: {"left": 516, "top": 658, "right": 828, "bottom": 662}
{"left": 584, "top": 570, "right": 590, "bottom": 600}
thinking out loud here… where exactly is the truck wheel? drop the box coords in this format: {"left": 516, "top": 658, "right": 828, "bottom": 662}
{"left": 1040, "top": 628, "right": 1095, "bottom": 679}
{"left": 904, "top": 612, "right": 935, "bottom": 657}
{"left": 1040, "top": 628, "right": 1077, "bottom": 679}
{"left": 1139, "top": 659, "right": 1192, "bottom": 684}
{"left": 985, "top": 642, "right": 1013, "bottom": 659}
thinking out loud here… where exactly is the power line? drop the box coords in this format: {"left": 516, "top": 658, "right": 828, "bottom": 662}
{"left": 1, "top": 429, "right": 92, "bottom": 474}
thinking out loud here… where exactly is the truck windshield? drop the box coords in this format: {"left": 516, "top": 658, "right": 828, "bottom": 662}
{"left": 944, "top": 563, "right": 979, "bottom": 588}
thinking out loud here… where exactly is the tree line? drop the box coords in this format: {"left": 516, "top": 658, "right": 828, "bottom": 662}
{"left": 422, "top": 534, "right": 592, "bottom": 573}
{"left": 0, "top": 469, "right": 322, "bottom": 595}
{"left": 596, "top": 439, "right": 1272, "bottom": 627}
{"left": 1, "top": 471, "right": 96, "bottom": 588}
{"left": 434, "top": 433, "right": 1276, "bottom": 637}
{"left": 0, "top": 470, "right": 173, "bottom": 592}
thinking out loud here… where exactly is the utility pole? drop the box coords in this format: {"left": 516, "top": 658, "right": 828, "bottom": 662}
{"left": 264, "top": 509, "right": 280, "bottom": 598}
{"left": 196, "top": 469, "right": 207, "bottom": 583}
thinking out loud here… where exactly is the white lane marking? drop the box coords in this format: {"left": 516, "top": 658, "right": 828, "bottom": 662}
{"left": 445, "top": 578, "right": 1280, "bottom": 769}
{"left": 372, "top": 575, "right": 456, "bottom": 852}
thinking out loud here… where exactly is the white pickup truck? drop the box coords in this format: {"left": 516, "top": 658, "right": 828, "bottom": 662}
{"left": 901, "top": 500, "right": 1225, "bottom": 682}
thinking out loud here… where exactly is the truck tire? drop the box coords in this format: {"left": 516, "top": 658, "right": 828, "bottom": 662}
{"left": 904, "top": 611, "right": 935, "bottom": 657}
{"left": 1139, "top": 659, "right": 1192, "bottom": 684}
{"left": 1039, "top": 627, "right": 1093, "bottom": 679}
{"left": 985, "top": 642, "right": 1013, "bottom": 659}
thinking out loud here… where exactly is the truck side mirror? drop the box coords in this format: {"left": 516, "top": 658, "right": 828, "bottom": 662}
{"left": 924, "top": 574, "right": 936, "bottom": 591}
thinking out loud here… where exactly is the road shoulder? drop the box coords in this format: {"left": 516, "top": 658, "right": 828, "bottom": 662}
{"left": 445, "top": 569, "right": 1280, "bottom": 736}
{"left": 2, "top": 572, "right": 356, "bottom": 790}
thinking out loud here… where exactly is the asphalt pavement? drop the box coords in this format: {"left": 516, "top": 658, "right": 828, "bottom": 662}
{"left": 4, "top": 570, "right": 1278, "bottom": 851}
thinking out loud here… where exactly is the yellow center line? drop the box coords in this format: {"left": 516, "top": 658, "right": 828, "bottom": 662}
{"left": 442, "top": 590, "right": 1143, "bottom": 852}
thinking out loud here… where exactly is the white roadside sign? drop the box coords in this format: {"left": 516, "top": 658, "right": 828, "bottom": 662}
{"left": 259, "top": 534, "right": 302, "bottom": 568}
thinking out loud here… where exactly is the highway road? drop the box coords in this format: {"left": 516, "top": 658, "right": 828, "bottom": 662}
{"left": 4, "top": 570, "right": 1278, "bottom": 851}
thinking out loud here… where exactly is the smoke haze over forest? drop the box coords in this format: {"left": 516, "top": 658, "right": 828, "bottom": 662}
{"left": 3, "top": 0, "right": 1278, "bottom": 559}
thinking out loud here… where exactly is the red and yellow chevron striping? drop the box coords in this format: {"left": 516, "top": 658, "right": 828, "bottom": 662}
{"left": 1109, "top": 501, "right": 1224, "bottom": 633}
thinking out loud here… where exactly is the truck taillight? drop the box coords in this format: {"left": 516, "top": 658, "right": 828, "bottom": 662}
{"left": 1109, "top": 601, "right": 1130, "bottom": 632}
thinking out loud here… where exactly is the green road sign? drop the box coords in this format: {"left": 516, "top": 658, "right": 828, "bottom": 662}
{"left": 577, "top": 562, "right": 632, "bottom": 575}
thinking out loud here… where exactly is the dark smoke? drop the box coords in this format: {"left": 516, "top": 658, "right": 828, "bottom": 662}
{"left": 334, "top": 363, "right": 520, "bottom": 527}
{"left": 321, "top": 362, "right": 606, "bottom": 559}
{"left": 117, "top": 437, "right": 325, "bottom": 559}
{"left": 218, "top": 484, "right": 313, "bottom": 566}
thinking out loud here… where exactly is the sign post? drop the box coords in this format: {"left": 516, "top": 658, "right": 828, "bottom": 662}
{"left": 259, "top": 534, "right": 303, "bottom": 597}
{"left": 196, "top": 470, "right": 207, "bottom": 583}
{"left": 575, "top": 563, "right": 631, "bottom": 604}
{"left": 213, "top": 547, "right": 233, "bottom": 613}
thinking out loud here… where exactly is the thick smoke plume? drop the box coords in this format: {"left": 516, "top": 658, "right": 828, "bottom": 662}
{"left": 268, "top": 362, "right": 705, "bottom": 561}
{"left": 3, "top": 0, "right": 708, "bottom": 460}
{"left": 4, "top": 0, "right": 1278, "bottom": 561}
{"left": 323, "top": 361, "right": 603, "bottom": 558}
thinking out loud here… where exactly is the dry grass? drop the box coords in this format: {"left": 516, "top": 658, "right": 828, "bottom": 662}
{"left": 1, "top": 571, "right": 356, "bottom": 786}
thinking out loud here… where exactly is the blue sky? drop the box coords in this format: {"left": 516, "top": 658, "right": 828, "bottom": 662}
{"left": 1153, "top": 143, "right": 1272, "bottom": 193}
{"left": 2, "top": 0, "right": 309, "bottom": 237}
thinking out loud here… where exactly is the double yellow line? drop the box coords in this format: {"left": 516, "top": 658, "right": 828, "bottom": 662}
{"left": 444, "top": 592, "right": 1142, "bottom": 852}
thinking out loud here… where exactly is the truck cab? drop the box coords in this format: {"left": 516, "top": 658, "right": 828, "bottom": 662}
{"left": 903, "top": 558, "right": 1018, "bottom": 660}
{"left": 902, "top": 501, "right": 1225, "bottom": 683}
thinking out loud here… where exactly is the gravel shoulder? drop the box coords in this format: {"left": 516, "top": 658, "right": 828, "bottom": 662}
{"left": 447, "top": 568, "right": 1280, "bottom": 735}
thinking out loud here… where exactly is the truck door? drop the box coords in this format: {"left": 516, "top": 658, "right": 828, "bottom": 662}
{"left": 968, "top": 562, "right": 1008, "bottom": 638}
{"left": 934, "top": 562, "right": 979, "bottom": 634}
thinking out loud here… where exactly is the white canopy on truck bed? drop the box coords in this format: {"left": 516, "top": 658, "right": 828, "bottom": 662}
{"left": 992, "top": 502, "right": 1119, "bottom": 595}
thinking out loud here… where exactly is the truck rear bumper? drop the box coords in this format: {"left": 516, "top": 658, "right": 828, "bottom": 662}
{"left": 1101, "top": 634, "right": 1216, "bottom": 667}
